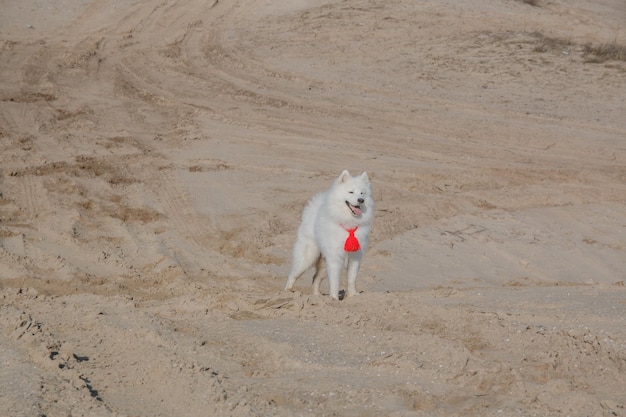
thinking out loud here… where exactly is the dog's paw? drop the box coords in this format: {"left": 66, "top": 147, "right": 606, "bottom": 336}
{"left": 345, "top": 290, "right": 361, "bottom": 298}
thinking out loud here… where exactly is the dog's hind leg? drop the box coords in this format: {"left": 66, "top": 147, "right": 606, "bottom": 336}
{"left": 285, "top": 239, "right": 320, "bottom": 291}
{"left": 311, "top": 256, "right": 324, "bottom": 295}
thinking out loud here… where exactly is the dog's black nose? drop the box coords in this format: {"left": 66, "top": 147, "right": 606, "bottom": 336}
{"left": 358, "top": 198, "right": 364, "bottom": 204}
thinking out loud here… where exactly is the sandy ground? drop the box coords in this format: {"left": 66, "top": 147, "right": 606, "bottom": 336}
{"left": 1, "top": 0, "right": 626, "bottom": 416}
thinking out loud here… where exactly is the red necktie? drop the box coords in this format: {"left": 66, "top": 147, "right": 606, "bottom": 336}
{"left": 344, "top": 227, "right": 360, "bottom": 252}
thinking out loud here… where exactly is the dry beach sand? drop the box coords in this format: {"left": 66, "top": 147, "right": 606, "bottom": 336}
{"left": 1, "top": 0, "right": 626, "bottom": 415}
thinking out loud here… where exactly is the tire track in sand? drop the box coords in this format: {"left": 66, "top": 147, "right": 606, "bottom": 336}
{"left": 17, "top": 174, "right": 46, "bottom": 221}
{"left": 149, "top": 169, "right": 231, "bottom": 278}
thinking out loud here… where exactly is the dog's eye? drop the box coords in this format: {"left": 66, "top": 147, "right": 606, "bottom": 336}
{"left": 349, "top": 191, "right": 354, "bottom": 194}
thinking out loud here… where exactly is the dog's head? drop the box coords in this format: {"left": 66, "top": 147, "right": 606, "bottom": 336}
{"left": 334, "top": 170, "right": 373, "bottom": 220}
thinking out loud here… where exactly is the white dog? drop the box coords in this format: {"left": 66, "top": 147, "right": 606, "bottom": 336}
{"left": 285, "top": 170, "right": 373, "bottom": 299}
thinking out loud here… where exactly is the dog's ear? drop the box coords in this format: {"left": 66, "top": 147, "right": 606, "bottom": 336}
{"left": 338, "top": 170, "right": 351, "bottom": 183}
{"left": 360, "top": 171, "right": 370, "bottom": 184}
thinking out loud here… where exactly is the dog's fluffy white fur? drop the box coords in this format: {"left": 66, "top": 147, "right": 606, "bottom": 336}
{"left": 285, "top": 170, "right": 374, "bottom": 299}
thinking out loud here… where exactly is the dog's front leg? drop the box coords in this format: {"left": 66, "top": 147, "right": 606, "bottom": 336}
{"left": 326, "top": 256, "right": 342, "bottom": 300}
{"left": 346, "top": 254, "right": 361, "bottom": 297}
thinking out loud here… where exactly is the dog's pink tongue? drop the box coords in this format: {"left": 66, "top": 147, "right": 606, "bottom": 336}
{"left": 351, "top": 204, "right": 362, "bottom": 215}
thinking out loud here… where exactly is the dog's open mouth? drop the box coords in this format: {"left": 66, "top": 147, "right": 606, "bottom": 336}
{"left": 345, "top": 201, "right": 362, "bottom": 216}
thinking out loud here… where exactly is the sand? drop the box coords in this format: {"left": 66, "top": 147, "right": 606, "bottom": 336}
{"left": 1, "top": 0, "right": 625, "bottom": 416}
